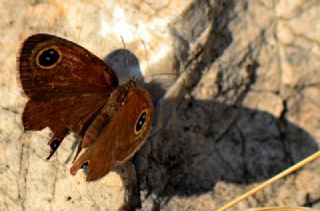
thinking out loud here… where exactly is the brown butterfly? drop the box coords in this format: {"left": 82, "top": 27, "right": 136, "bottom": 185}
{"left": 18, "top": 34, "right": 153, "bottom": 181}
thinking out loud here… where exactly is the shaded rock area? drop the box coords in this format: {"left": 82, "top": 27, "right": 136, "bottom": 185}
{"left": 0, "top": 0, "right": 319, "bottom": 210}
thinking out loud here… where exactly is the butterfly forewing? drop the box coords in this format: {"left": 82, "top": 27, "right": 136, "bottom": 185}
{"left": 19, "top": 34, "right": 118, "bottom": 100}
{"left": 18, "top": 34, "right": 118, "bottom": 157}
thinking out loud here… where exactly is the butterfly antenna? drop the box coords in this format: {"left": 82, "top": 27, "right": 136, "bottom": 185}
{"left": 120, "top": 35, "right": 131, "bottom": 77}
{"left": 140, "top": 40, "right": 180, "bottom": 79}
{"left": 141, "top": 39, "right": 151, "bottom": 77}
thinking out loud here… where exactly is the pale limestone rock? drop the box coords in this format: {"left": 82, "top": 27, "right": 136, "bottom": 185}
{"left": 242, "top": 92, "right": 283, "bottom": 117}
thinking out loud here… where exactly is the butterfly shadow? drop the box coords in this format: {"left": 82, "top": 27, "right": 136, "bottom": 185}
{"left": 140, "top": 99, "right": 319, "bottom": 194}
{"left": 126, "top": 56, "right": 320, "bottom": 208}
{"left": 128, "top": 1, "right": 319, "bottom": 205}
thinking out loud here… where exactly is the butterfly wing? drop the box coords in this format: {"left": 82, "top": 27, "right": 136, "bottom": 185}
{"left": 114, "top": 88, "right": 153, "bottom": 162}
{"left": 70, "top": 88, "right": 153, "bottom": 181}
{"left": 19, "top": 34, "right": 118, "bottom": 100}
{"left": 18, "top": 34, "right": 118, "bottom": 157}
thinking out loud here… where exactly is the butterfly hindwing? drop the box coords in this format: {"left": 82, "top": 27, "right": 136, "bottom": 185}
{"left": 70, "top": 87, "right": 153, "bottom": 181}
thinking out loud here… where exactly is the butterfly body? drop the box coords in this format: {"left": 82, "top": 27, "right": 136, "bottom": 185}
{"left": 18, "top": 34, "right": 153, "bottom": 181}
{"left": 80, "top": 79, "right": 137, "bottom": 149}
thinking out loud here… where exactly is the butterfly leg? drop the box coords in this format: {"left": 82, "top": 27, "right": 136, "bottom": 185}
{"left": 72, "top": 140, "right": 83, "bottom": 162}
{"left": 47, "top": 128, "right": 69, "bottom": 160}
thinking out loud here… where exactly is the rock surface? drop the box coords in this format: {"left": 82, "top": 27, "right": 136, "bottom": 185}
{"left": 0, "top": 0, "right": 319, "bottom": 210}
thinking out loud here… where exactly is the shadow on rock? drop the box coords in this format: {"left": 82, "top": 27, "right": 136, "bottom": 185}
{"left": 138, "top": 99, "right": 318, "bottom": 197}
